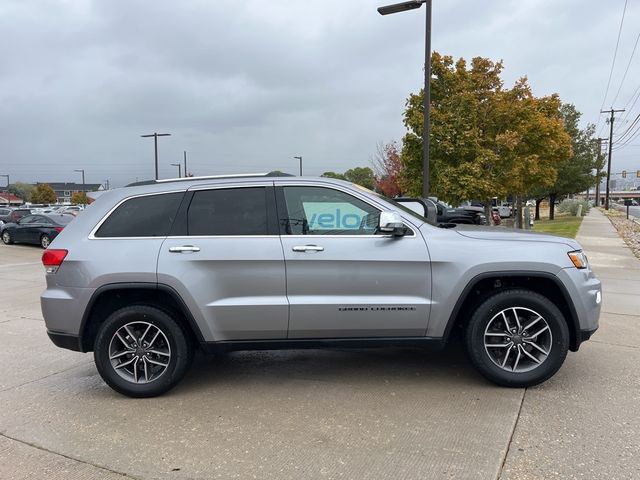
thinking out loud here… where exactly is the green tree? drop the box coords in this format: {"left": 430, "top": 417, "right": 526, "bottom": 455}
{"left": 8, "top": 182, "right": 34, "bottom": 203}
{"left": 343, "top": 167, "right": 376, "bottom": 190}
{"left": 70, "top": 191, "right": 89, "bottom": 205}
{"left": 321, "top": 171, "right": 346, "bottom": 180}
{"left": 545, "top": 103, "right": 598, "bottom": 220}
{"left": 31, "top": 184, "right": 57, "bottom": 204}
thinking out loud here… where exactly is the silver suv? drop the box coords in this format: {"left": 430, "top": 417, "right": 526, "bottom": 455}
{"left": 41, "top": 175, "right": 601, "bottom": 397}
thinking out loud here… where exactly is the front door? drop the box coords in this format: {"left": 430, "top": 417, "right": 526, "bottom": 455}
{"left": 277, "top": 184, "right": 432, "bottom": 339}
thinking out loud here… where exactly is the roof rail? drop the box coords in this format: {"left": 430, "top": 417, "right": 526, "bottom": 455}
{"left": 125, "top": 171, "right": 294, "bottom": 187}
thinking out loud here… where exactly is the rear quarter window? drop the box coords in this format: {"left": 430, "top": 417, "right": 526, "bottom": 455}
{"left": 94, "top": 192, "right": 183, "bottom": 238}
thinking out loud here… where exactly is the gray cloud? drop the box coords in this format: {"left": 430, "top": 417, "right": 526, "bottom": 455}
{"left": 1, "top": 0, "right": 639, "bottom": 187}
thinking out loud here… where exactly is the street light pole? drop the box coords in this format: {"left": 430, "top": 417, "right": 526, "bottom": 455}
{"left": 294, "top": 156, "right": 303, "bottom": 176}
{"left": 74, "top": 169, "right": 85, "bottom": 192}
{"left": 171, "top": 163, "right": 182, "bottom": 178}
{"left": 141, "top": 132, "right": 171, "bottom": 180}
{"left": 183, "top": 151, "right": 188, "bottom": 177}
{"left": 378, "top": 0, "right": 432, "bottom": 198}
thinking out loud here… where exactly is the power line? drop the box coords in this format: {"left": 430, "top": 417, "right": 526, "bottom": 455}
{"left": 601, "top": 107, "right": 625, "bottom": 210}
{"left": 611, "top": 31, "right": 640, "bottom": 107}
{"left": 596, "top": 0, "right": 629, "bottom": 136}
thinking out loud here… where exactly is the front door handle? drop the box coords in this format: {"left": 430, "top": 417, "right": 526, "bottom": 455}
{"left": 292, "top": 245, "right": 324, "bottom": 252}
{"left": 169, "top": 245, "right": 200, "bottom": 253}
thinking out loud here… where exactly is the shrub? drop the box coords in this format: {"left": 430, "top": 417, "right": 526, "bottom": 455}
{"left": 558, "top": 199, "right": 590, "bottom": 216}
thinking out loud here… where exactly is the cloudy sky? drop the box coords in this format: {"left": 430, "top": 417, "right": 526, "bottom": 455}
{"left": 1, "top": 0, "right": 639, "bottom": 188}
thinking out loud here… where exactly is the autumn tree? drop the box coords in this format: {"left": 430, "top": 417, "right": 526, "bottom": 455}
{"left": 31, "top": 184, "right": 57, "bottom": 204}
{"left": 372, "top": 141, "right": 404, "bottom": 197}
{"left": 71, "top": 191, "right": 89, "bottom": 204}
{"left": 399, "top": 52, "right": 572, "bottom": 227}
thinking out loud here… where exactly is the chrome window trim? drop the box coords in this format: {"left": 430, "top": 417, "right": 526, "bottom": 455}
{"left": 187, "top": 182, "right": 273, "bottom": 192}
{"left": 88, "top": 189, "right": 187, "bottom": 240}
{"left": 276, "top": 181, "right": 420, "bottom": 238}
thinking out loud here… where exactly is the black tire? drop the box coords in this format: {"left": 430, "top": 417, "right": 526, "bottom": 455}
{"left": 40, "top": 234, "right": 51, "bottom": 249}
{"left": 465, "top": 289, "right": 569, "bottom": 388}
{"left": 1, "top": 230, "right": 13, "bottom": 245}
{"left": 94, "top": 305, "right": 193, "bottom": 398}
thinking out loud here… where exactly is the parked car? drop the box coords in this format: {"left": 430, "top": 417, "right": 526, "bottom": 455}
{"left": 0, "top": 207, "right": 14, "bottom": 225}
{"left": 41, "top": 174, "right": 601, "bottom": 397}
{"left": 398, "top": 198, "right": 487, "bottom": 225}
{"left": 2, "top": 213, "right": 74, "bottom": 248}
{"left": 7, "top": 208, "right": 33, "bottom": 223}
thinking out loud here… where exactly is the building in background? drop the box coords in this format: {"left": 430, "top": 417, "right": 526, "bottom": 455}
{"left": 0, "top": 193, "right": 24, "bottom": 206}
{"left": 36, "top": 182, "right": 103, "bottom": 204}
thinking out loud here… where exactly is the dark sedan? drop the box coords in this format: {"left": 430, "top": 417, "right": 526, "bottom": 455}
{"left": 1, "top": 214, "right": 74, "bottom": 248}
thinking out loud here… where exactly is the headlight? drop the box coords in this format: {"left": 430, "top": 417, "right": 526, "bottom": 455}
{"left": 568, "top": 250, "right": 588, "bottom": 269}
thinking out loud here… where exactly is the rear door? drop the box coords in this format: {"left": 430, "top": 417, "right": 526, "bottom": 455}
{"left": 276, "top": 183, "right": 432, "bottom": 339}
{"left": 157, "top": 183, "right": 288, "bottom": 342}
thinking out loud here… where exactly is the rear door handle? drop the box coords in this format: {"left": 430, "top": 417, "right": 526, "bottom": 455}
{"left": 169, "top": 245, "right": 200, "bottom": 253}
{"left": 292, "top": 245, "right": 324, "bottom": 252}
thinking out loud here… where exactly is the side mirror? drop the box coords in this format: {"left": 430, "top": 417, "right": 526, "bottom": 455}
{"left": 378, "top": 211, "right": 406, "bottom": 236}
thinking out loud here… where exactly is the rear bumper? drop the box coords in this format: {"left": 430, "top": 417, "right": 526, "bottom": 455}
{"left": 47, "top": 330, "right": 83, "bottom": 352}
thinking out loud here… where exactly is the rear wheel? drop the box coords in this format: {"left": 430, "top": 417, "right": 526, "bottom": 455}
{"left": 94, "top": 305, "right": 193, "bottom": 397}
{"left": 1, "top": 230, "right": 12, "bottom": 244}
{"left": 40, "top": 234, "right": 51, "bottom": 249}
{"left": 465, "top": 289, "right": 569, "bottom": 387}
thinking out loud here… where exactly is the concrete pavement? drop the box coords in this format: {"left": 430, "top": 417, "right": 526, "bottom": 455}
{"left": 500, "top": 208, "right": 640, "bottom": 479}
{"left": 0, "top": 210, "right": 638, "bottom": 479}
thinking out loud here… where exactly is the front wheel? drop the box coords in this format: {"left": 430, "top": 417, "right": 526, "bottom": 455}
{"left": 465, "top": 289, "right": 569, "bottom": 387}
{"left": 94, "top": 305, "right": 193, "bottom": 398}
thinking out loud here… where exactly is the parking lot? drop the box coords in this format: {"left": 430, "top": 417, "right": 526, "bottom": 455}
{"left": 1, "top": 209, "right": 639, "bottom": 480}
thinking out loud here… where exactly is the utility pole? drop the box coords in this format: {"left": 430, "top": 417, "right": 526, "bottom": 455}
{"left": 183, "top": 151, "right": 188, "bottom": 177}
{"left": 594, "top": 138, "right": 605, "bottom": 207}
{"left": 600, "top": 108, "right": 625, "bottom": 210}
{"left": 170, "top": 163, "right": 182, "bottom": 178}
{"left": 104, "top": 179, "right": 110, "bottom": 190}
{"left": 140, "top": 132, "right": 171, "bottom": 180}
{"left": 294, "top": 156, "right": 303, "bottom": 176}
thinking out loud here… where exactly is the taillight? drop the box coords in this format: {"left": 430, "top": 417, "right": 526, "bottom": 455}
{"left": 42, "top": 249, "right": 68, "bottom": 274}
{"left": 54, "top": 226, "right": 64, "bottom": 233}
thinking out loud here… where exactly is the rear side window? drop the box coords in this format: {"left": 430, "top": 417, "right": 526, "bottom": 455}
{"left": 187, "top": 187, "right": 268, "bottom": 236}
{"left": 95, "top": 192, "right": 183, "bottom": 238}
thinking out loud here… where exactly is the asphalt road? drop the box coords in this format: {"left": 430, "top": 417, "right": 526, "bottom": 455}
{"left": 0, "top": 209, "right": 638, "bottom": 479}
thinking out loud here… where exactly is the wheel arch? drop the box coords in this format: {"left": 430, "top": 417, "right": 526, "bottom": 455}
{"left": 443, "top": 271, "right": 581, "bottom": 351}
{"left": 80, "top": 283, "right": 205, "bottom": 352}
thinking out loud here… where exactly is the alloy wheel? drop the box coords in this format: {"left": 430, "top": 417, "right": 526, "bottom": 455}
{"left": 483, "top": 307, "right": 552, "bottom": 373}
{"left": 108, "top": 321, "right": 172, "bottom": 384}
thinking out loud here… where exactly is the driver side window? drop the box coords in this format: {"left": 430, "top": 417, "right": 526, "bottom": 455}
{"left": 281, "top": 186, "right": 380, "bottom": 236}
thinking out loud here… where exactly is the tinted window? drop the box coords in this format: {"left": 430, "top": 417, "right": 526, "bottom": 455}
{"left": 95, "top": 192, "right": 183, "bottom": 238}
{"left": 188, "top": 187, "right": 268, "bottom": 236}
{"left": 44, "top": 215, "right": 74, "bottom": 225}
{"left": 19, "top": 215, "right": 38, "bottom": 224}
{"left": 282, "top": 186, "right": 380, "bottom": 235}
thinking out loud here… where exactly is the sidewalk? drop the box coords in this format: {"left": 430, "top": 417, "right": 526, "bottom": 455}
{"left": 500, "top": 208, "right": 640, "bottom": 479}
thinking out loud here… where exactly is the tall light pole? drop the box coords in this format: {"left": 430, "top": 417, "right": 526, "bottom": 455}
{"left": 0, "top": 174, "right": 8, "bottom": 206}
{"left": 74, "top": 169, "right": 85, "bottom": 192}
{"left": 183, "top": 151, "right": 188, "bottom": 177}
{"left": 294, "top": 156, "right": 303, "bottom": 176}
{"left": 171, "top": 163, "right": 182, "bottom": 178}
{"left": 141, "top": 132, "right": 171, "bottom": 180}
{"left": 378, "top": 0, "right": 432, "bottom": 198}
{"left": 600, "top": 108, "right": 625, "bottom": 210}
